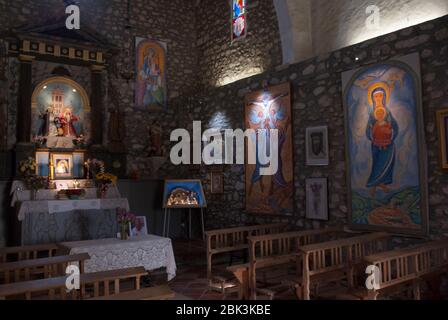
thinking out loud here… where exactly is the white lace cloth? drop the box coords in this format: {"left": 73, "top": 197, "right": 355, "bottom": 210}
{"left": 10, "top": 180, "right": 121, "bottom": 207}
{"left": 60, "top": 235, "right": 177, "bottom": 281}
{"left": 17, "top": 198, "right": 130, "bottom": 221}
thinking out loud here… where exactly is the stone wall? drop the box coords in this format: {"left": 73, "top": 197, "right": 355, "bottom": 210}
{"left": 195, "top": 15, "right": 448, "bottom": 238}
{"left": 310, "top": 0, "right": 448, "bottom": 57}
{"left": 196, "top": 0, "right": 283, "bottom": 88}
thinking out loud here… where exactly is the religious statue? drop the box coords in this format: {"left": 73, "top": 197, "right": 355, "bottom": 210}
{"left": 0, "top": 104, "right": 5, "bottom": 151}
{"left": 148, "top": 120, "right": 164, "bottom": 157}
{"left": 365, "top": 84, "right": 399, "bottom": 198}
{"left": 108, "top": 108, "right": 122, "bottom": 143}
{"left": 60, "top": 108, "right": 79, "bottom": 137}
{"left": 38, "top": 108, "right": 50, "bottom": 136}
{"left": 107, "top": 107, "right": 125, "bottom": 152}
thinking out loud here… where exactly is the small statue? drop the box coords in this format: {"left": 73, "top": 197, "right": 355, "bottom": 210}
{"left": 148, "top": 121, "right": 164, "bottom": 157}
{"left": 109, "top": 108, "right": 122, "bottom": 143}
{"left": 108, "top": 108, "right": 125, "bottom": 152}
{"left": 0, "top": 102, "right": 5, "bottom": 151}
{"left": 38, "top": 108, "right": 50, "bottom": 136}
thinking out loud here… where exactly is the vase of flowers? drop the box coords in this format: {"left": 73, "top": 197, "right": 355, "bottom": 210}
{"left": 95, "top": 172, "right": 118, "bottom": 198}
{"left": 117, "top": 208, "right": 136, "bottom": 240}
{"left": 19, "top": 158, "right": 48, "bottom": 199}
{"left": 86, "top": 158, "right": 105, "bottom": 177}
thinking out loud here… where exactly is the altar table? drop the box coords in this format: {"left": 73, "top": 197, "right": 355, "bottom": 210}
{"left": 18, "top": 198, "right": 130, "bottom": 246}
{"left": 10, "top": 180, "right": 129, "bottom": 246}
{"left": 59, "top": 235, "right": 177, "bottom": 281}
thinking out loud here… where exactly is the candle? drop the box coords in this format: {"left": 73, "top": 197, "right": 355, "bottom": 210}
{"left": 49, "top": 157, "right": 54, "bottom": 181}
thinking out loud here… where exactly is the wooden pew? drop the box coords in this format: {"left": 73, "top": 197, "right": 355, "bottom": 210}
{"left": 0, "top": 244, "right": 59, "bottom": 263}
{"left": 226, "top": 227, "right": 344, "bottom": 300}
{"left": 0, "top": 266, "right": 147, "bottom": 300}
{"left": 362, "top": 239, "right": 448, "bottom": 300}
{"left": 297, "top": 232, "right": 390, "bottom": 300}
{"left": 205, "top": 223, "right": 288, "bottom": 294}
{"left": 0, "top": 253, "right": 90, "bottom": 284}
{"left": 90, "top": 285, "right": 175, "bottom": 300}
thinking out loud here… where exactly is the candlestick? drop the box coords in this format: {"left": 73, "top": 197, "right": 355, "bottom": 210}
{"left": 49, "top": 155, "right": 54, "bottom": 181}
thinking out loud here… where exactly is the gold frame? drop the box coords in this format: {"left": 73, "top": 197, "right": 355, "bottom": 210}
{"left": 437, "top": 108, "right": 448, "bottom": 170}
{"left": 51, "top": 153, "right": 74, "bottom": 179}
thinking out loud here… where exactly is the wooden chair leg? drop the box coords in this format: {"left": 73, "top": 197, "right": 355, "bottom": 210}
{"left": 104, "top": 281, "right": 110, "bottom": 297}
{"left": 93, "top": 281, "right": 100, "bottom": 298}
{"left": 114, "top": 279, "right": 120, "bottom": 295}
{"left": 60, "top": 288, "right": 67, "bottom": 300}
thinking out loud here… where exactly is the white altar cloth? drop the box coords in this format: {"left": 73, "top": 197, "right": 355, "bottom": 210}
{"left": 10, "top": 180, "right": 121, "bottom": 207}
{"left": 17, "top": 198, "right": 130, "bottom": 221}
{"left": 60, "top": 235, "right": 177, "bottom": 281}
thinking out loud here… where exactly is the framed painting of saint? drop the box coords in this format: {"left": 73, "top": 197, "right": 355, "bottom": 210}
{"left": 436, "top": 109, "right": 448, "bottom": 170}
{"left": 135, "top": 38, "right": 167, "bottom": 111}
{"left": 244, "top": 83, "right": 294, "bottom": 215}
{"left": 342, "top": 53, "right": 428, "bottom": 236}
{"left": 52, "top": 153, "right": 73, "bottom": 179}
{"left": 306, "top": 126, "right": 329, "bottom": 166}
{"left": 306, "top": 178, "right": 329, "bottom": 221}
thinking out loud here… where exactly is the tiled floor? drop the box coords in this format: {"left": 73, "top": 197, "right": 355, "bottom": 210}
{"left": 159, "top": 239, "right": 297, "bottom": 300}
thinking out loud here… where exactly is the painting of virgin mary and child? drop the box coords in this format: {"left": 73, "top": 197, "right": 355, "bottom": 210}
{"left": 342, "top": 54, "right": 428, "bottom": 235}
{"left": 135, "top": 38, "right": 167, "bottom": 111}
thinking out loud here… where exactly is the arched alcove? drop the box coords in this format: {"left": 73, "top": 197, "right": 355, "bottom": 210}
{"left": 31, "top": 76, "right": 91, "bottom": 149}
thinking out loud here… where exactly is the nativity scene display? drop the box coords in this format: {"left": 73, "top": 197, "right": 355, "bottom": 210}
{"left": 31, "top": 77, "right": 90, "bottom": 149}
{"left": 163, "top": 180, "right": 207, "bottom": 209}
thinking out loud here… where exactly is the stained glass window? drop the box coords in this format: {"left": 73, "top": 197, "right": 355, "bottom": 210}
{"left": 231, "top": 0, "right": 247, "bottom": 42}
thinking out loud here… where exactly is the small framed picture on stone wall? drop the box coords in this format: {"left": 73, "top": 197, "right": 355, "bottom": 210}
{"left": 306, "top": 178, "right": 329, "bottom": 221}
{"left": 210, "top": 171, "right": 224, "bottom": 194}
{"left": 306, "top": 126, "right": 329, "bottom": 166}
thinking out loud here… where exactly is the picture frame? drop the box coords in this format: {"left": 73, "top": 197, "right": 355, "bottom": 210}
{"left": 163, "top": 179, "right": 207, "bottom": 209}
{"left": 436, "top": 109, "right": 448, "bottom": 170}
{"left": 244, "top": 82, "right": 294, "bottom": 215}
{"left": 210, "top": 172, "right": 224, "bottom": 194}
{"left": 306, "top": 126, "right": 329, "bottom": 166}
{"left": 342, "top": 53, "right": 429, "bottom": 236}
{"left": 306, "top": 178, "right": 329, "bottom": 221}
{"left": 51, "top": 153, "right": 73, "bottom": 179}
{"left": 135, "top": 37, "right": 168, "bottom": 111}
{"left": 129, "top": 216, "right": 148, "bottom": 237}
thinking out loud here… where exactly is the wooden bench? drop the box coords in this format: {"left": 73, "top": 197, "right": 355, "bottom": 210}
{"left": 297, "top": 232, "right": 390, "bottom": 300}
{"left": 205, "top": 223, "right": 288, "bottom": 294}
{"left": 361, "top": 239, "right": 448, "bottom": 300}
{"left": 90, "top": 285, "right": 175, "bottom": 300}
{"left": 247, "top": 227, "right": 346, "bottom": 300}
{"left": 0, "top": 244, "right": 59, "bottom": 263}
{"left": 0, "top": 253, "right": 90, "bottom": 284}
{"left": 0, "top": 266, "right": 148, "bottom": 300}
{"left": 226, "top": 227, "right": 344, "bottom": 300}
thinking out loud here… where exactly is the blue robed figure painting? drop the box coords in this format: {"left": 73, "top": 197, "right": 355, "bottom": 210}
{"left": 343, "top": 54, "right": 428, "bottom": 235}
